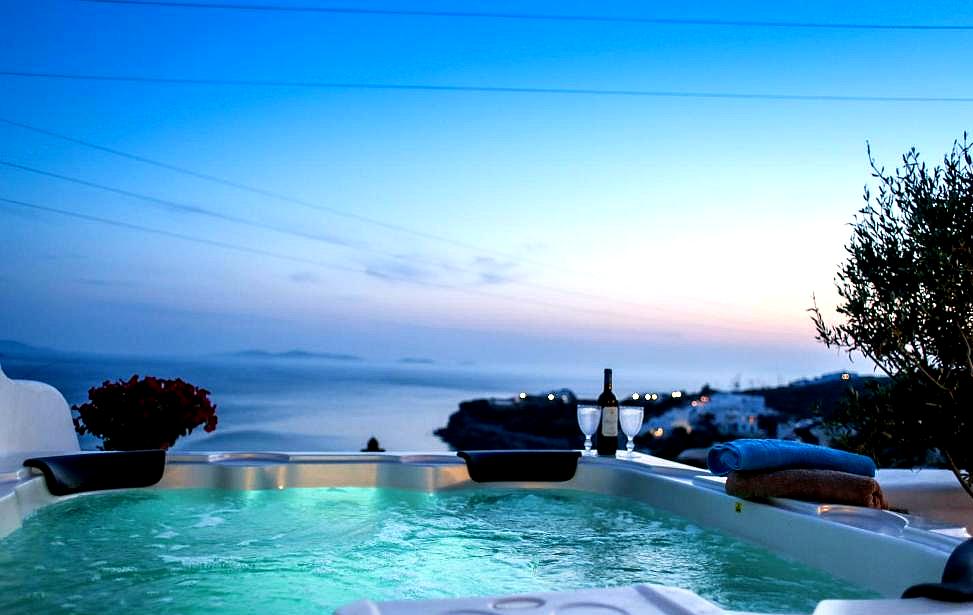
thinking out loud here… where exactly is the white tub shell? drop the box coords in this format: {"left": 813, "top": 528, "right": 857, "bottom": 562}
{"left": 1, "top": 450, "right": 971, "bottom": 615}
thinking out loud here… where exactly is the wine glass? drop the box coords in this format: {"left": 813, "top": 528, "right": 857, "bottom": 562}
{"left": 576, "top": 404, "right": 601, "bottom": 457}
{"left": 619, "top": 406, "right": 644, "bottom": 459}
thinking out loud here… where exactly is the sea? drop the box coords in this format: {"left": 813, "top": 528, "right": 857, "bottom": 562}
{"left": 0, "top": 349, "right": 684, "bottom": 452}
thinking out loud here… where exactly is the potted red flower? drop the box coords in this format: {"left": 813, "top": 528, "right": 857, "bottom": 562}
{"left": 73, "top": 375, "right": 218, "bottom": 450}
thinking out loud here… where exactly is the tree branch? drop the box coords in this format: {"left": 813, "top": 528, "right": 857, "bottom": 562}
{"left": 943, "top": 449, "right": 973, "bottom": 500}
{"left": 959, "top": 326, "right": 973, "bottom": 378}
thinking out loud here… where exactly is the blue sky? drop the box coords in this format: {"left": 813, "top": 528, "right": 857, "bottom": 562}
{"left": 1, "top": 0, "right": 971, "bottom": 385}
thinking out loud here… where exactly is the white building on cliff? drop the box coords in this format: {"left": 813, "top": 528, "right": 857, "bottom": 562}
{"left": 644, "top": 392, "right": 777, "bottom": 438}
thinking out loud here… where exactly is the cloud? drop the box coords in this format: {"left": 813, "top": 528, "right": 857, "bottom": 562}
{"left": 364, "top": 260, "right": 434, "bottom": 284}
{"left": 478, "top": 272, "right": 511, "bottom": 284}
{"left": 363, "top": 254, "right": 522, "bottom": 287}
{"left": 289, "top": 271, "right": 321, "bottom": 284}
{"left": 469, "top": 256, "right": 520, "bottom": 286}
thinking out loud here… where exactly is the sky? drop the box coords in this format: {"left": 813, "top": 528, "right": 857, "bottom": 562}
{"left": 1, "top": 0, "right": 972, "bottom": 385}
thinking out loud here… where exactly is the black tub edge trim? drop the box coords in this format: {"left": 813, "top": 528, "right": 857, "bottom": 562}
{"left": 457, "top": 450, "right": 581, "bottom": 483}
{"left": 23, "top": 450, "right": 167, "bottom": 496}
{"left": 903, "top": 538, "right": 973, "bottom": 602}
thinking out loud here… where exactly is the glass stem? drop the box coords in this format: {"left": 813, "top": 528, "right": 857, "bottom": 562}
{"left": 627, "top": 437, "right": 635, "bottom": 453}
{"left": 584, "top": 435, "right": 592, "bottom": 454}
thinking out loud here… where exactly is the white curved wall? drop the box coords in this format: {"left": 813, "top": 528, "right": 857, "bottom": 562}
{"left": 0, "top": 362, "right": 80, "bottom": 459}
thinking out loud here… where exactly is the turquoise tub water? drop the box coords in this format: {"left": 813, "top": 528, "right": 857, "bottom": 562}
{"left": 0, "top": 486, "right": 876, "bottom": 614}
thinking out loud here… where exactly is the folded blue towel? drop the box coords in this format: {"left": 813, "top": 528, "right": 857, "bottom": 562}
{"left": 707, "top": 439, "right": 876, "bottom": 477}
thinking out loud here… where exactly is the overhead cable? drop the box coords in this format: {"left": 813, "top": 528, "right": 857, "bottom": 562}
{"left": 0, "top": 117, "right": 551, "bottom": 268}
{"left": 77, "top": 0, "right": 973, "bottom": 31}
{"left": 3, "top": 70, "right": 972, "bottom": 103}
{"left": 0, "top": 195, "right": 668, "bottom": 323}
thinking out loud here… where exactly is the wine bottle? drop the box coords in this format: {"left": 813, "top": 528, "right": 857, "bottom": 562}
{"left": 596, "top": 368, "right": 619, "bottom": 456}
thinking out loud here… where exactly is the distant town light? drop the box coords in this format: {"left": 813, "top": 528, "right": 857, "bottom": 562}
{"left": 700, "top": 395, "right": 710, "bottom": 403}
{"left": 671, "top": 391, "right": 682, "bottom": 399}
{"left": 631, "top": 393, "right": 640, "bottom": 401}
{"left": 547, "top": 393, "right": 556, "bottom": 401}
{"left": 518, "top": 392, "right": 527, "bottom": 400}
{"left": 841, "top": 373, "right": 851, "bottom": 381}
{"left": 690, "top": 400, "right": 698, "bottom": 407}
{"left": 650, "top": 393, "right": 658, "bottom": 401}
{"left": 560, "top": 394, "right": 570, "bottom": 403}
{"left": 652, "top": 427, "right": 665, "bottom": 438}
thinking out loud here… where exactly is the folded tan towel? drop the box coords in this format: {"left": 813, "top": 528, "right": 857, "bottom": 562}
{"left": 725, "top": 468, "right": 888, "bottom": 509}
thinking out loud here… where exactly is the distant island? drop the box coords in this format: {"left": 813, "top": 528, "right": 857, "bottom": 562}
{"left": 0, "top": 340, "right": 61, "bottom": 359}
{"left": 1, "top": 340, "right": 446, "bottom": 367}
{"left": 398, "top": 357, "right": 436, "bottom": 365}
{"left": 231, "top": 349, "right": 362, "bottom": 362}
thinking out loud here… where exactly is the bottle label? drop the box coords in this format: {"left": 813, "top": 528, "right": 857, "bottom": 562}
{"left": 602, "top": 406, "right": 618, "bottom": 437}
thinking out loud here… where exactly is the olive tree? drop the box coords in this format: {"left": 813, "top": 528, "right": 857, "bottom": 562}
{"left": 811, "top": 135, "right": 973, "bottom": 499}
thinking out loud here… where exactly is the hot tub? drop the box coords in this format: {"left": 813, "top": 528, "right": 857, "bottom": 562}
{"left": 0, "top": 451, "right": 969, "bottom": 615}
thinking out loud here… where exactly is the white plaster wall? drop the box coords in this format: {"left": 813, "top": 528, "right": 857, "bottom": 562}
{"left": 878, "top": 468, "right": 973, "bottom": 530}
{"left": 0, "top": 361, "right": 80, "bottom": 459}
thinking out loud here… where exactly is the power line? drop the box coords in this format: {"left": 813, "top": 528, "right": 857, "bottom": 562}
{"left": 0, "top": 155, "right": 649, "bottom": 311}
{"left": 3, "top": 70, "right": 973, "bottom": 103}
{"left": 1, "top": 195, "right": 767, "bottom": 337}
{"left": 0, "top": 195, "right": 666, "bottom": 324}
{"left": 6, "top": 117, "right": 727, "bottom": 314}
{"left": 0, "top": 117, "right": 915, "bottom": 320}
{"left": 77, "top": 0, "right": 973, "bottom": 31}
{"left": 0, "top": 117, "right": 551, "bottom": 269}
{"left": 0, "top": 160, "right": 358, "bottom": 248}
{"left": 0, "top": 196, "right": 359, "bottom": 273}
{"left": 5, "top": 192, "right": 795, "bottom": 341}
